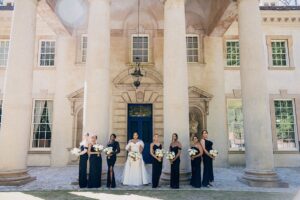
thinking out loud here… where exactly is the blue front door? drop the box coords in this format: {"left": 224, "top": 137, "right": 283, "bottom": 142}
{"left": 127, "top": 104, "right": 153, "bottom": 164}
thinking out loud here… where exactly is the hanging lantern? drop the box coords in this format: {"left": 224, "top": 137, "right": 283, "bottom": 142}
{"left": 130, "top": 56, "right": 145, "bottom": 89}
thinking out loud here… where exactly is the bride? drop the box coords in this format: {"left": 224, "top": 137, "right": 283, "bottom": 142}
{"left": 123, "top": 132, "right": 149, "bottom": 186}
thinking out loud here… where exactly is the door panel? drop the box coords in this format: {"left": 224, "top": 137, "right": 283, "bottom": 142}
{"left": 127, "top": 104, "right": 153, "bottom": 164}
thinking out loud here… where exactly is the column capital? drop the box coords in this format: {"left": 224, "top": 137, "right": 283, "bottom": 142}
{"left": 87, "top": 0, "right": 111, "bottom": 4}
{"left": 236, "top": 0, "right": 260, "bottom": 6}
{"left": 160, "top": 0, "right": 187, "bottom": 5}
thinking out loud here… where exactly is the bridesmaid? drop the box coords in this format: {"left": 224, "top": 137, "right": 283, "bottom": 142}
{"left": 190, "top": 135, "right": 203, "bottom": 188}
{"left": 78, "top": 132, "right": 89, "bottom": 188}
{"left": 201, "top": 130, "right": 215, "bottom": 187}
{"left": 106, "top": 133, "right": 120, "bottom": 188}
{"left": 150, "top": 133, "right": 163, "bottom": 188}
{"left": 169, "top": 133, "right": 182, "bottom": 189}
{"left": 88, "top": 135, "right": 102, "bottom": 188}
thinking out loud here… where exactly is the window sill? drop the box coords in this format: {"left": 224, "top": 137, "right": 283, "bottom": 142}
{"left": 34, "top": 66, "right": 56, "bottom": 70}
{"left": 188, "top": 62, "right": 206, "bottom": 67}
{"left": 225, "top": 66, "right": 240, "bottom": 70}
{"left": 127, "top": 62, "right": 155, "bottom": 67}
{"left": 228, "top": 150, "right": 245, "bottom": 154}
{"left": 268, "top": 66, "right": 295, "bottom": 70}
{"left": 75, "top": 62, "right": 86, "bottom": 67}
{"left": 273, "top": 150, "right": 300, "bottom": 154}
{"left": 28, "top": 150, "right": 51, "bottom": 154}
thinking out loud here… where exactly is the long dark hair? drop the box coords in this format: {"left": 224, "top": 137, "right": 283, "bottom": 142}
{"left": 201, "top": 130, "right": 208, "bottom": 139}
{"left": 172, "top": 133, "right": 178, "bottom": 142}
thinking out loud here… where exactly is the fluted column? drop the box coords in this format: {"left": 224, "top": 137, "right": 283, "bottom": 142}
{"left": 0, "top": 0, "right": 38, "bottom": 185}
{"left": 161, "top": 0, "right": 191, "bottom": 183}
{"left": 238, "top": 0, "right": 287, "bottom": 187}
{"left": 83, "top": 0, "right": 111, "bottom": 145}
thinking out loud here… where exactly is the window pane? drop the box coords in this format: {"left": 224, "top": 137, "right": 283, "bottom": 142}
{"left": 274, "top": 100, "right": 297, "bottom": 150}
{"left": 186, "top": 36, "right": 199, "bottom": 63}
{"left": 227, "top": 99, "right": 245, "bottom": 151}
{"left": 0, "top": 40, "right": 9, "bottom": 66}
{"left": 226, "top": 41, "right": 240, "bottom": 67}
{"left": 271, "top": 40, "right": 288, "bottom": 67}
{"left": 32, "top": 100, "right": 53, "bottom": 149}
{"left": 39, "top": 40, "right": 55, "bottom": 67}
{"left": 132, "top": 36, "right": 149, "bottom": 63}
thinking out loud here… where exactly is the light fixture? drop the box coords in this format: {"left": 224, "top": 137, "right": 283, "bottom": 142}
{"left": 129, "top": 0, "right": 146, "bottom": 89}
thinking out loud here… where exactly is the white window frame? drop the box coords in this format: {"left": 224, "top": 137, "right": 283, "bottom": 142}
{"left": 30, "top": 99, "right": 53, "bottom": 151}
{"left": 0, "top": 39, "right": 9, "bottom": 67}
{"left": 226, "top": 98, "right": 245, "bottom": 151}
{"left": 270, "top": 40, "right": 289, "bottom": 68}
{"left": 38, "top": 40, "right": 56, "bottom": 67}
{"left": 186, "top": 34, "right": 199, "bottom": 63}
{"left": 80, "top": 34, "right": 88, "bottom": 63}
{"left": 225, "top": 39, "right": 240, "bottom": 67}
{"left": 273, "top": 99, "right": 298, "bottom": 151}
{"left": 131, "top": 34, "right": 149, "bottom": 63}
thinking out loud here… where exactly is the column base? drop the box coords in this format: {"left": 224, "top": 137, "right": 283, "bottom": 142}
{"left": 160, "top": 169, "right": 191, "bottom": 185}
{"left": 238, "top": 169, "right": 288, "bottom": 188}
{"left": 71, "top": 172, "right": 107, "bottom": 186}
{"left": 0, "top": 169, "right": 36, "bottom": 186}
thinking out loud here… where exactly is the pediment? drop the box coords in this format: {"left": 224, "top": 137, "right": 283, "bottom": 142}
{"left": 68, "top": 88, "right": 84, "bottom": 100}
{"left": 188, "top": 86, "right": 213, "bottom": 100}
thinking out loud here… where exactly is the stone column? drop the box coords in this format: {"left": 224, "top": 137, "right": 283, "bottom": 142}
{"left": 51, "top": 36, "right": 75, "bottom": 166}
{"left": 161, "top": 0, "right": 191, "bottom": 183}
{"left": 204, "top": 36, "right": 228, "bottom": 167}
{"left": 238, "top": 0, "right": 287, "bottom": 187}
{"left": 0, "top": 0, "right": 38, "bottom": 185}
{"left": 83, "top": 0, "right": 111, "bottom": 146}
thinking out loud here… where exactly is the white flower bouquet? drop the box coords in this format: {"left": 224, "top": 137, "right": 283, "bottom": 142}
{"left": 155, "top": 149, "right": 165, "bottom": 158}
{"left": 128, "top": 151, "right": 141, "bottom": 162}
{"left": 188, "top": 148, "right": 198, "bottom": 157}
{"left": 103, "top": 147, "right": 113, "bottom": 158}
{"left": 209, "top": 149, "right": 218, "bottom": 158}
{"left": 70, "top": 148, "right": 81, "bottom": 157}
{"left": 165, "top": 151, "right": 175, "bottom": 161}
{"left": 93, "top": 144, "right": 104, "bottom": 156}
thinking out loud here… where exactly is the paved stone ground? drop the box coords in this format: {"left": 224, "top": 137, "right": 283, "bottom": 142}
{"left": 0, "top": 165, "right": 300, "bottom": 194}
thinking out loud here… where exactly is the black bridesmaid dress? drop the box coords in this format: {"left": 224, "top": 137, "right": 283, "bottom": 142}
{"left": 152, "top": 144, "right": 163, "bottom": 188}
{"left": 106, "top": 141, "right": 120, "bottom": 188}
{"left": 202, "top": 139, "right": 214, "bottom": 187}
{"left": 88, "top": 145, "right": 102, "bottom": 188}
{"left": 170, "top": 146, "right": 181, "bottom": 189}
{"left": 190, "top": 146, "right": 201, "bottom": 188}
{"left": 79, "top": 145, "right": 88, "bottom": 188}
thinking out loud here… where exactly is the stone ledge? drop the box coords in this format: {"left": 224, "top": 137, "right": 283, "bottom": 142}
{"left": 0, "top": 170, "right": 36, "bottom": 186}
{"left": 160, "top": 169, "right": 191, "bottom": 185}
{"left": 238, "top": 169, "right": 288, "bottom": 188}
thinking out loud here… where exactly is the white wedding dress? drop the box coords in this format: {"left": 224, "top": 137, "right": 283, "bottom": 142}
{"left": 122, "top": 140, "right": 149, "bottom": 186}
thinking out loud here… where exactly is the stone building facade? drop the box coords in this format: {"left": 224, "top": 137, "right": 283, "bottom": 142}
{"left": 0, "top": 0, "right": 299, "bottom": 186}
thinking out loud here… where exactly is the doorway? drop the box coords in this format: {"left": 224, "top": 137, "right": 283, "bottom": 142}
{"left": 127, "top": 104, "right": 153, "bottom": 164}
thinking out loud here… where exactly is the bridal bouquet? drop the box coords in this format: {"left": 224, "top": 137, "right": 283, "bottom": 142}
{"left": 93, "top": 144, "right": 104, "bottom": 156}
{"left": 165, "top": 151, "right": 175, "bottom": 161}
{"left": 70, "top": 148, "right": 81, "bottom": 157}
{"left": 188, "top": 148, "right": 198, "bottom": 157}
{"left": 209, "top": 149, "right": 218, "bottom": 158}
{"left": 103, "top": 147, "right": 113, "bottom": 158}
{"left": 128, "top": 151, "right": 141, "bottom": 162}
{"left": 155, "top": 149, "right": 165, "bottom": 158}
